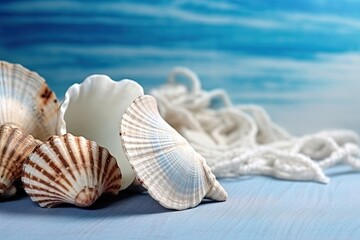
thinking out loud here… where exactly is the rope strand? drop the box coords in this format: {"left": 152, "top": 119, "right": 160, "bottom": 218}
{"left": 150, "top": 67, "right": 360, "bottom": 184}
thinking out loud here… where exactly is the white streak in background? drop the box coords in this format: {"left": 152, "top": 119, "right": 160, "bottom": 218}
{"left": 12, "top": 44, "right": 360, "bottom": 90}
{"left": 278, "top": 12, "right": 360, "bottom": 30}
{"left": 28, "top": 45, "right": 224, "bottom": 59}
{"left": 4, "top": 1, "right": 360, "bottom": 32}
{"left": 173, "top": 0, "right": 240, "bottom": 11}
{"left": 0, "top": 1, "right": 282, "bottom": 29}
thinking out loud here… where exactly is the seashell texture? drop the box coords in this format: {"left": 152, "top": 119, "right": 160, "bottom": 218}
{"left": 120, "top": 95, "right": 228, "bottom": 210}
{"left": 57, "top": 75, "right": 144, "bottom": 191}
{"left": 22, "top": 133, "right": 122, "bottom": 208}
{"left": 0, "top": 124, "right": 38, "bottom": 196}
{"left": 0, "top": 61, "right": 60, "bottom": 141}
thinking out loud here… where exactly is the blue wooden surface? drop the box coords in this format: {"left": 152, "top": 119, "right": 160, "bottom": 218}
{"left": 1, "top": 166, "right": 360, "bottom": 240}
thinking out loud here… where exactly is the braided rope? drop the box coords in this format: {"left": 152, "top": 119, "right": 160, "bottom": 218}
{"left": 150, "top": 67, "right": 360, "bottom": 184}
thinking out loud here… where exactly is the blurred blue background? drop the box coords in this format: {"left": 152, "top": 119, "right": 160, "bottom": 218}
{"left": 0, "top": 0, "right": 359, "bottom": 135}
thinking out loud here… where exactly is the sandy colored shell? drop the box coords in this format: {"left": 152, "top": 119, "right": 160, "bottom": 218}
{"left": 22, "top": 133, "right": 122, "bottom": 208}
{"left": 0, "top": 124, "right": 38, "bottom": 196}
{"left": 120, "top": 95, "right": 228, "bottom": 210}
{"left": 0, "top": 61, "right": 59, "bottom": 141}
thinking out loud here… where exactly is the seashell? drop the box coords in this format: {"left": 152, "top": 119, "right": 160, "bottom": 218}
{"left": 0, "top": 61, "right": 60, "bottom": 141}
{"left": 22, "top": 133, "right": 122, "bottom": 208}
{"left": 120, "top": 95, "right": 228, "bottom": 210}
{"left": 0, "top": 124, "right": 38, "bottom": 196}
{"left": 56, "top": 75, "right": 144, "bottom": 190}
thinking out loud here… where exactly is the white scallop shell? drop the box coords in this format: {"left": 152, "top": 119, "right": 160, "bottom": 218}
{"left": 56, "top": 75, "right": 144, "bottom": 190}
{"left": 0, "top": 124, "right": 38, "bottom": 196}
{"left": 0, "top": 61, "right": 59, "bottom": 141}
{"left": 22, "top": 133, "right": 122, "bottom": 208}
{"left": 120, "top": 95, "right": 228, "bottom": 210}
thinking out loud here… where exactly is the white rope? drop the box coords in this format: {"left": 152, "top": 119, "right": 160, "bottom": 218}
{"left": 150, "top": 67, "right": 360, "bottom": 184}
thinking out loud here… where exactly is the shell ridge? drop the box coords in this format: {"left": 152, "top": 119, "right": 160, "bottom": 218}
{"left": 62, "top": 134, "right": 80, "bottom": 182}
{"left": 22, "top": 174, "right": 71, "bottom": 199}
{"left": 49, "top": 136, "right": 77, "bottom": 184}
{"left": 105, "top": 158, "right": 122, "bottom": 189}
{"left": 103, "top": 156, "right": 122, "bottom": 194}
{"left": 27, "top": 146, "right": 73, "bottom": 193}
{"left": 123, "top": 96, "right": 164, "bottom": 128}
{"left": 64, "top": 134, "right": 84, "bottom": 188}
{"left": 23, "top": 184, "right": 70, "bottom": 201}
{"left": 98, "top": 147, "right": 106, "bottom": 193}
{"left": 75, "top": 136, "right": 88, "bottom": 190}
{"left": 122, "top": 108, "right": 162, "bottom": 133}
{"left": 87, "top": 139, "right": 96, "bottom": 189}
{"left": 125, "top": 140, "right": 188, "bottom": 163}
{"left": 101, "top": 150, "right": 113, "bottom": 192}
{"left": 122, "top": 116, "right": 171, "bottom": 136}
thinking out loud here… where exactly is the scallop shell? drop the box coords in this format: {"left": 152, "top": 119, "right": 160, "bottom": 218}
{"left": 0, "top": 124, "right": 38, "bottom": 196}
{"left": 22, "top": 133, "right": 122, "bottom": 208}
{"left": 56, "top": 75, "right": 144, "bottom": 190}
{"left": 120, "top": 95, "right": 228, "bottom": 210}
{"left": 0, "top": 61, "right": 60, "bottom": 141}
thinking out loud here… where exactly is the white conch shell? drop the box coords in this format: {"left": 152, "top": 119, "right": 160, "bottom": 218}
{"left": 0, "top": 61, "right": 59, "bottom": 141}
{"left": 57, "top": 75, "right": 144, "bottom": 190}
{"left": 120, "top": 95, "right": 228, "bottom": 210}
{"left": 22, "top": 133, "right": 122, "bottom": 208}
{"left": 0, "top": 124, "right": 38, "bottom": 196}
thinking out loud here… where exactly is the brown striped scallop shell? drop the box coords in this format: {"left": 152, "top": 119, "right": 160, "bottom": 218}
{"left": 0, "top": 61, "right": 60, "bottom": 141}
{"left": 22, "top": 133, "right": 122, "bottom": 208}
{"left": 0, "top": 124, "right": 38, "bottom": 196}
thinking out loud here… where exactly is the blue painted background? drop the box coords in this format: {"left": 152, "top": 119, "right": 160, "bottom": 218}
{"left": 0, "top": 0, "right": 359, "bottom": 134}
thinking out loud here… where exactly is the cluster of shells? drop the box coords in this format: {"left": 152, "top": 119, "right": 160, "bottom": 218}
{"left": 0, "top": 61, "right": 227, "bottom": 210}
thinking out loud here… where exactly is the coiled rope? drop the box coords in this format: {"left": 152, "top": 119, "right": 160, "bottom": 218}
{"left": 151, "top": 67, "right": 360, "bottom": 184}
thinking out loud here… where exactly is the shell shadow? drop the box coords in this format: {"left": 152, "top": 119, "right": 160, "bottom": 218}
{"left": 327, "top": 170, "right": 360, "bottom": 177}
{"left": 325, "top": 165, "right": 360, "bottom": 178}
{"left": 0, "top": 186, "right": 28, "bottom": 202}
{"left": 0, "top": 190, "right": 171, "bottom": 218}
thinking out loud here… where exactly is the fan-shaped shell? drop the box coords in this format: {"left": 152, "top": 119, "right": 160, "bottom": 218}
{"left": 0, "top": 61, "right": 59, "bottom": 141}
{"left": 22, "top": 133, "right": 122, "bottom": 208}
{"left": 120, "top": 95, "right": 228, "bottom": 210}
{"left": 56, "top": 75, "right": 144, "bottom": 190}
{"left": 0, "top": 124, "right": 38, "bottom": 196}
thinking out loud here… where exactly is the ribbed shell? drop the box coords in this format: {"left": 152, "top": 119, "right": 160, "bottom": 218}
{"left": 22, "top": 133, "right": 122, "bottom": 208}
{"left": 0, "top": 124, "right": 38, "bottom": 196}
{"left": 0, "top": 61, "right": 59, "bottom": 141}
{"left": 120, "top": 95, "right": 228, "bottom": 210}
